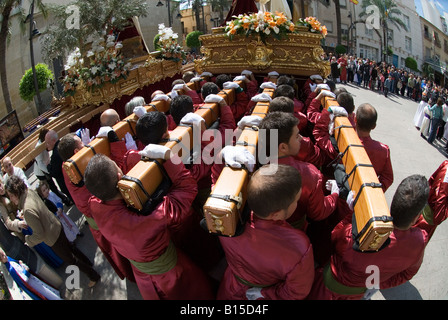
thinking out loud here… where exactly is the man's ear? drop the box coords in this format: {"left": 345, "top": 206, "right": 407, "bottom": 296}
{"left": 278, "top": 142, "right": 289, "bottom": 155}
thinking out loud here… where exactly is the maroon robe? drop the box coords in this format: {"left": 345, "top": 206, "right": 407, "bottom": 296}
{"left": 224, "top": 0, "right": 259, "bottom": 24}
{"left": 278, "top": 156, "right": 338, "bottom": 230}
{"left": 218, "top": 213, "right": 314, "bottom": 300}
{"left": 62, "top": 170, "right": 135, "bottom": 282}
{"left": 414, "top": 160, "right": 448, "bottom": 241}
{"left": 307, "top": 213, "right": 427, "bottom": 300}
{"left": 87, "top": 156, "right": 214, "bottom": 300}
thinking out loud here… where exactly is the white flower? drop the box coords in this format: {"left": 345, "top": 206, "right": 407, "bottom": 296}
{"left": 115, "top": 42, "right": 123, "bottom": 49}
{"left": 108, "top": 62, "right": 116, "bottom": 70}
{"left": 107, "top": 35, "right": 115, "bottom": 43}
{"left": 264, "top": 28, "right": 271, "bottom": 35}
{"left": 96, "top": 46, "right": 105, "bottom": 53}
{"left": 87, "top": 50, "right": 94, "bottom": 57}
{"left": 158, "top": 23, "right": 166, "bottom": 30}
{"left": 106, "top": 41, "right": 115, "bottom": 48}
{"left": 91, "top": 66, "right": 99, "bottom": 75}
{"left": 273, "top": 26, "right": 279, "bottom": 34}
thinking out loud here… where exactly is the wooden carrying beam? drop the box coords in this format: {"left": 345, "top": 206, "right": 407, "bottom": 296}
{"left": 202, "top": 91, "right": 272, "bottom": 236}
{"left": 63, "top": 100, "right": 170, "bottom": 184}
{"left": 117, "top": 85, "right": 238, "bottom": 211}
{"left": 323, "top": 97, "right": 393, "bottom": 252}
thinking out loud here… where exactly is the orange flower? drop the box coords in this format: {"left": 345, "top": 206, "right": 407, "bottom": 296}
{"left": 269, "top": 20, "right": 276, "bottom": 27}
{"left": 289, "top": 23, "right": 295, "bottom": 31}
{"left": 321, "top": 25, "right": 327, "bottom": 36}
{"left": 243, "top": 22, "right": 250, "bottom": 29}
{"left": 276, "top": 17, "right": 286, "bottom": 25}
{"left": 230, "top": 28, "right": 237, "bottom": 35}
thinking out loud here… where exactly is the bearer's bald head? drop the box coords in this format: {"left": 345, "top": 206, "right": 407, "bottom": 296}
{"left": 100, "top": 109, "right": 120, "bottom": 127}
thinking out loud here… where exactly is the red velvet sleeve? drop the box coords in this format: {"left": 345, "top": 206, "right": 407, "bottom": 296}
{"left": 162, "top": 155, "right": 198, "bottom": 228}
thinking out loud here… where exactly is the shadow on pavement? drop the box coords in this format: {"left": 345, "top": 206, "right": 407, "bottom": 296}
{"left": 380, "top": 281, "right": 423, "bottom": 300}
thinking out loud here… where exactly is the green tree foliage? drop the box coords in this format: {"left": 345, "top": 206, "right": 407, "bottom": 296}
{"left": 405, "top": 57, "right": 418, "bottom": 72}
{"left": 359, "top": 0, "right": 407, "bottom": 62}
{"left": 19, "top": 63, "right": 54, "bottom": 102}
{"left": 186, "top": 31, "right": 203, "bottom": 50}
{"left": 335, "top": 44, "right": 347, "bottom": 55}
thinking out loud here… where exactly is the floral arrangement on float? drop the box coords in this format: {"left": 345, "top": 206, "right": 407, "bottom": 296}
{"left": 156, "top": 24, "right": 186, "bottom": 62}
{"left": 225, "top": 11, "right": 327, "bottom": 42}
{"left": 296, "top": 16, "right": 328, "bottom": 37}
{"left": 62, "top": 35, "right": 131, "bottom": 95}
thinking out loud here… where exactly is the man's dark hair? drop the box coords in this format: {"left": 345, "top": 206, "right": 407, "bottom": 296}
{"left": 201, "top": 82, "right": 220, "bottom": 99}
{"left": 390, "top": 174, "right": 429, "bottom": 229}
{"left": 325, "top": 80, "right": 336, "bottom": 92}
{"left": 170, "top": 95, "right": 194, "bottom": 125}
{"left": 269, "top": 96, "right": 294, "bottom": 114}
{"left": 356, "top": 103, "right": 378, "bottom": 132}
{"left": 337, "top": 92, "right": 355, "bottom": 114}
{"left": 259, "top": 111, "right": 298, "bottom": 157}
{"left": 215, "top": 74, "right": 231, "bottom": 89}
{"left": 136, "top": 111, "right": 167, "bottom": 146}
{"left": 277, "top": 75, "right": 295, "bottom": 87}
{"left": 248, "top": 164, "right": 302, "bottom": 218}
{"left": 273, "top": 84, "right": 295, "bottom": 100}
{"left": 84, "top": 154, "right": 120, "bottom": 202}
{"left": 5, "top": 175, "right": 27, "bottom": 198}
{"left": 334, "top": 87, "right": 347, "bottom": 96}
{"left": 58, "top": 133, "right": 78, "bottom": 162}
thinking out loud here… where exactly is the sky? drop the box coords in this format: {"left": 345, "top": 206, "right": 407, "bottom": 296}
{"left": 415, "top": 0, "right": 448, "bottom": 16}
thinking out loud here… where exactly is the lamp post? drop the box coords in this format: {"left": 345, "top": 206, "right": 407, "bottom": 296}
{"left": 27, "top": 0, "right": 43, "bottom": 115}
{"left": 157, "top": 0, "right": 172, "bottom": 27}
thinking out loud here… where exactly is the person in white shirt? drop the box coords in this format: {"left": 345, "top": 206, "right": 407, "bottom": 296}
{"left": 2, "top": 157, "right": 30, "bottom": 188}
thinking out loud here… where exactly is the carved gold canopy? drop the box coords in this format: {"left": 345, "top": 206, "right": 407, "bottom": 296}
{"left": 68, "top": 56, "right": 181, "bottom": 108}
{"left": 195, "top": 27, "right": 330, "bottom": 78}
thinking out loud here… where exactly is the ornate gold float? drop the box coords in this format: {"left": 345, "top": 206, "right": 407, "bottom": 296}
{"left": 195, "top": 26, "right": 330, "bottom": 77}
{"left": 68, "top": 54, "right": 182, "bottom": 108}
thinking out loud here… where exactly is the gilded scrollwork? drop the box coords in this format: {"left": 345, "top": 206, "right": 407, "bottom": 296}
{"left": 196, "top": 32, "right": 330, "bottom": 77}
{"left": 69, "top": 59, "right": 182, "bottom": 107}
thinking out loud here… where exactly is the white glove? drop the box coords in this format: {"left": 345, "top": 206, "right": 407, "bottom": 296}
{"left": 251, "top": 93, "right": 272, "bottom": 102}
{"left": 204, "top": 94, "right": 224, "bottom": 104}
{"left": 200, "top": 71, "right": 213, "bottom": 77}
{"left": 310, "top": 83, "right": 317, "bottom": 92}
{"left": 180, "top": 112, "right": 205, "bottom": 126}
{"left": 320, "top": 90, "right": 336, "bottom": 99}
{"left": 329, "top": 106, "right": 348, "bottom": 117}
{"left": 241, "top": 70, "right": 253, "bottom": 76}
{"left": 172, "top": 83, "right": 185, "bottom": 91}
{"left": 133, "top": 106, "right": 146, "bottom": 118}
{"left": 317, "top": 84, "right": 330, "bottom": 91}
{"left": 325, "top": 179, "right": 340, "bottom": 195}
{"left": 169, "top": 90, "right": 178, "bottom": 99}
{"left": 246, "top": 287, "right": 264, "bottom": 300}
{"left": 190, "top": 76, "right": 202, "bottom": 82}
{"left": 310, "top": 74, "right": 323, "bottom": 81}
{"left": 260, "top": 82, "right": 277, "bottom": 89}
{"left": 268, "top": 71, "right": 279, "bottom": 77}
{"left": 221, "top": 146, "right": 255, "bottom": 172}
{"left": 139, "top": 144, "right": 170, "bottom": 159}
{"left": 346, "top": 190, "right": 355, "bottom": 211}
{"left": 152, "top": 94, "right": 169, "bottom": 102}
{"left": 237, "top": 115, "right": 263, "bottom": 129}
{"left": 96, "top": 126, "right": 114, "bottom": 138}
{"left": 223, "top": 81, "right": 240, "bottom": 90}
{"left": 80, "top": 128, "right": 91, "bottom": 145}
{"left": 233, "top": 75, "right": 246, "bottom": 82}
{"left": 125, "top": 133, "right": 137, "bottom": 151}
